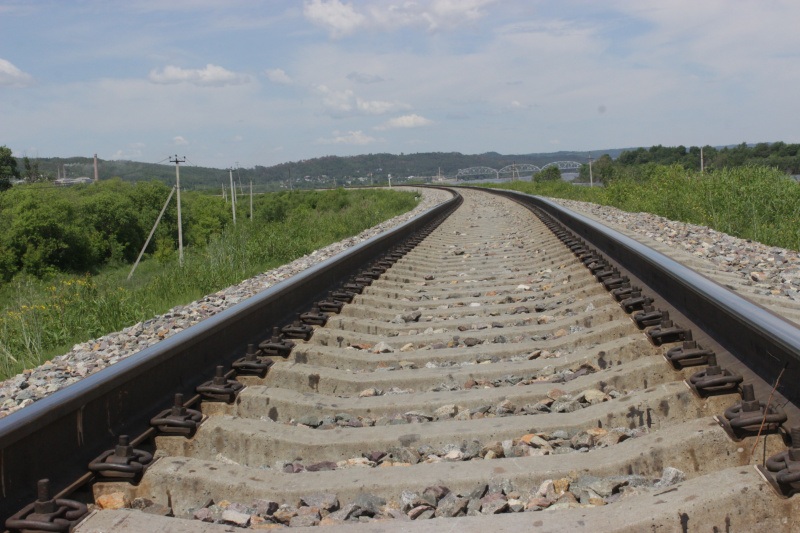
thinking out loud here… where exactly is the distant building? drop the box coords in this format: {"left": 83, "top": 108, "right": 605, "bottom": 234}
{"left": 55, "top": 177, "right": 94, "bottom": 186}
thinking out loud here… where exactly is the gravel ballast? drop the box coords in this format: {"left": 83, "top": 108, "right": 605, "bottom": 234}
{"left": 0, "top": 187, "right": 451, "bottom": 419}
{"left": 4, "top": 190, "right": 797, "bottom": 420}
{"left": 548, "top": 197, "right": 800, "bottom": 317}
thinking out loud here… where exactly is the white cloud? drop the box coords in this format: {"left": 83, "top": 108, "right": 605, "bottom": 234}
{"left": 110, "top": 142, "right": 145, "bottom": 160}
{"left": 314, "top": 84, "right": 407, "bottom": 116}
{"left": 315, "top": 84, "right": 355, "bottom": 112}
{"left": 368, "top": 0, "right": 496, "bottom": 31}
{"left": 173, "top": 135, "right": 189, "bottom": 145}
{"left": 304, "top": 0, "right": 366, "bottom": 38}
{"left": 347, "top": 71, "right": 385, "bottom": 84}
{"left": 148, "top": 64, "right": 251, "bottom": 87}
{"left": 375, "top": 113, "right": 434, "bottom": 130}
{"left": 304, "top": 0, "right": 496, "bottom": 37}
{"left": 265, "top": 68, "right": 292, "bottom": 85}
{"left": 356, "top": 98, "right": 403, "bottom": 114}
{"left": 0, "top": 58, "right": 35, "bottom": 87}
{"left": 232, "top": 135, "right": 244, "bottom": 142}
{"left": 316, "top": 130, "right": 377, "bottom": 145}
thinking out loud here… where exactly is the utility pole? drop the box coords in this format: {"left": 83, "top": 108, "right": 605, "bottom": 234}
{"left": 700, "top": 147, "right": 704, "bottom": 173}
{"left": 249, "top": 180, "right": 253, "bottom": 221}
{"left": 222, "top": 184, "right": 226, "bottom": 201}
{"left": 229, "top": 168, "right": 237, "bottom": 225}
{"left": 170, "top": 155, "right": 185, "bottom": 265}
{"left": 588, "top": 152, "right": 594, "bottom": 188}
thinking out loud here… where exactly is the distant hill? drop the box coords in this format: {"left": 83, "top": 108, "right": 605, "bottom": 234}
{"left": 30, "top": 149, "right": 633, "bottom": 191}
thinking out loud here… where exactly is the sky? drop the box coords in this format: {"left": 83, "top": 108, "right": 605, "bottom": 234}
{"left": 2, "top": 0, "right": 800, "bottom": 169}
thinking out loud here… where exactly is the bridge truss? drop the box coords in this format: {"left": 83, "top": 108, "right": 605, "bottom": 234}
{"left": 456, "top": 161, "right": 583, "bottom": 180}
{"left": 541, "top": 161, "right": 582, "bottom": 171}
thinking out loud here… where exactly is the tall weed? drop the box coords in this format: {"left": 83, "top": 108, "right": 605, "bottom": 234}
{"left": 479, "top": 165, "right": 800, "bottom": 251}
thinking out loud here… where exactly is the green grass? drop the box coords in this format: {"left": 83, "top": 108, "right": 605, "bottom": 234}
{"left": 477, "top": 165, "right": 800, "bottom": 252}
{"left": 0, "top": 189, "right": 418, "bottom": 380}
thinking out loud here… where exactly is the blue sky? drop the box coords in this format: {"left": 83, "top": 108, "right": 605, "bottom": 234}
{"left": 2, "top": 0, "right": 799, "bottom": 169}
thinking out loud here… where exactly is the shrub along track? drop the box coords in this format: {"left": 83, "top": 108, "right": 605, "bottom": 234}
{"left": 5, "top": 188, "right": 800, "bottom": 532}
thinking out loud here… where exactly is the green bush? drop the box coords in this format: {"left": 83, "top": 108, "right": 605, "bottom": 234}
{"left": 0, "top": 188, "right": 418, "bottom": 379}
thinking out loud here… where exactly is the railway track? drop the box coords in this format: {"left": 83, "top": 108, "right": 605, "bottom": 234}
{"left": 3, "top": 187, "right": 800, "bottom": 532}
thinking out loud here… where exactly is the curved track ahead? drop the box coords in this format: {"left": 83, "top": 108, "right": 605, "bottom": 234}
{"left": 5, "top": 188, "right": 800, "bottom": 532}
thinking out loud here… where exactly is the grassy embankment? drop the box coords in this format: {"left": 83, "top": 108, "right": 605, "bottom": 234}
{"left": 0, "top": 188, "right": 418, "bottom": 380}
{"left": 478, "top": 165, "right": 800, "bottom": 252}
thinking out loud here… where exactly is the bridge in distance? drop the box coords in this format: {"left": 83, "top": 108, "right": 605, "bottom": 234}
{"left": 456, "top": 161, "right": 582, "bottom": 179}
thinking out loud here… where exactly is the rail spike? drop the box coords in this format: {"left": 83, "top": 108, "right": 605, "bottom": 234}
{"left": 717, "top": 383, "right": 787, "bottom": 441}
{"left": 197, "top": 366, "right": 244, "bottom": 403}
{"left": 88, "top": 435, "right": 154, "bottom": 481}
{"left": 665, "top": 331, "right": 715, "bottom": 368}
{"left": 686, "top": 353, "right": 743, "bottom": 397}
{"left": 5, "top": 479, "right": 88, "bottom": 533}
{"left": 282, "top": 313, "right": 314, "bottom": 341}
{"left": 150, "top": 393, "right": 203, "bottom": 437}
{"left": 259, "top": 327, "right": 295, "bottom": 357}
{"left": 757, "top": 426, "right": 800, "bottom": 498}
{"left": 232, "top": 344, "right": 273, "bottom": 377}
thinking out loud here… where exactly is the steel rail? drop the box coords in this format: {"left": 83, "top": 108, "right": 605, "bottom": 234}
{"left": 0, "top": 188, "right": 460, "bottom": 524}
{"left": 476, "top": 186, "right": 800, "bottom": 408}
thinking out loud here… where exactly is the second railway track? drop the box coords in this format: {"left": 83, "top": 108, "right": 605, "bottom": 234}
{"left": 5, "top": 187, "right": 800, "bottom": 532}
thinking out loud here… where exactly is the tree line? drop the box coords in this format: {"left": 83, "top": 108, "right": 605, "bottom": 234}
{"left": 577, "top": 142, "right": 800, "bottom": 183}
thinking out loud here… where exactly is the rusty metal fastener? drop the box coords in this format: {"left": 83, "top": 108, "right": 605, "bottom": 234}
{"left": 5, "top": 479, "right": 88, "bottom": 533}
{"left": 88, "top": 435, "right": 154, "bottom": 481}
{"left": 300, "top": 306, "right": 329, "bottom": 326}
{"left": 594, "top": 267, "right": 617, "bottom": 282}
{"left": 331, "top": 288, "right": 356, "bottom": 304}
{"left": 370, "top": 263, "right": 388, "bottom": 274}
{"left": 197, "top": 366, "right": 244, "bottom": 403}
{"left": 718, "top": 384, "right": 787, "bottom": 440}
{"left": 587, "top": 261, "right": 608, "bottom": 275}
{"left": 611, "top": 283, "right": 635, "bottom": 301}
{"left": 647, "top": 316, "right": 689, "bottom": 346}
{"left": 581, "top": 254, "right": 602, "bottom": 265}
{"left": 232, "top": 344, "right": 272, "bottom": 377}
{"left": 665, "top": 331, "right": 715, "bottom": 368}
{"left": 571, "top": 246, "right": 589, "bottom": 256}
{"left": 317, "top": 296, "right": 345, "bottom": 314}
{"left": 602, "top": 275, "right": 629, "bottom": 291}
{"left": 259, "top": 327, "right": 295, "bottom": 357}
{"left": 342, "top": 278, "right": 366, "bottom": 294}
{"left": 621, "top": 291, "right": 652, "bottom": 313}
{"left": 687, "top": 354, "right": 743, "bottom": 397}
{"left": 759, "top": 426, "right": 800, "bottom": 497}
{"left": 151, "top": 393, "right": 203, "bottom": 436}
{"left": 353, "top": 273, "right": 374, "bottom": 286}
{"left": 359, "top": 269, "right": 382, "bottom": 280}
{"left": 282, "top": 314, "right": 314, "bottom": 340}
{"left": 634, "top": 306, "right": 664, "bottom": 329}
